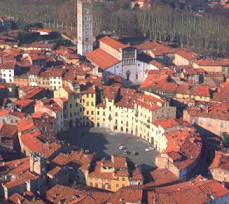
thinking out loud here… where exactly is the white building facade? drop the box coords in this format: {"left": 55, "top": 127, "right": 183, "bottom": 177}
{"left": 86, "top": 36, "right": 157, "bottom": 85}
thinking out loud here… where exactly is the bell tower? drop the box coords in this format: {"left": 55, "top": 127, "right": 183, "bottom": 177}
{"left": 30, "top": 154, "right": 47, "bottom": 176}
{"left": 77, "top": 0, "right": 93, "bottom": 56}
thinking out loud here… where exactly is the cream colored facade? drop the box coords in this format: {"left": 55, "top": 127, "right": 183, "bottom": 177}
{"left": 94, "top": 91, "right": 176, "bottom": 146}
{"left": 54, "top": 83, "right": 96, "bottom": 129}
{"left": 49, "top": 76, "right": 63, "bottom": 91}
{"left": 176, "top": 92, "right": 211, "bottom": 102}
{"left": 55, "top": 84, "right": 176, "bottom": 146}
{"left": 193, "top": 63, "right": 223, "bottom": 73}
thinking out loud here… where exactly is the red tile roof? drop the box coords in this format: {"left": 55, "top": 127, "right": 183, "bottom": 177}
{"left": 0, "top": 61, "right": 15, "bottom": 69}
{"left": 4, "top": 171, "right": 38, "bottom": 189}
{"left": 15, "top": 99, "right": 34, "bottom": 109}
{"left": 86, "top": 48, "right": 120, "bottom": 70}
{"left": 99, "top": 36, "right": 128, "bottom": 51}
{"left": 186, "top": 102, "right": 229, "bottom": 121}
{"left": 17, "top": 117, "right": 35, "bottom": 133}
{"left": 134, "top": 40, "right": 158, "bottom": 50}
{"left": 108, "top": 186, "right": 143, "bottom": 203}
{"left": 0, "top": 123, "right": 17, "bottom": 138}
{"left": 52, "top": 150, "right": 94, "bottom": 172}
{"left": 144, "top": 168, "right": 179, "bottom": 188}
{"left": 153, "top": 118, "right": 181, "bottom": 129}
{"left": 175, "top": 50, "right": 198, "bottom": 61}
{"left": 195, "top": 58, "right": 229, "bottom": 66}
{"left": 46, "top": 185, "right": 87, "bottom": 203}
{"left": 212, "top": 81, "right": 229, "bottom": 103}
{"left": 148, "top": 177, "right": 229, "bottom": 204}
{"left": 209, "top": 151, "right": 229, "bottom": 171}
{"left": 20, "top": 129, "right": 61, "bottom": 158}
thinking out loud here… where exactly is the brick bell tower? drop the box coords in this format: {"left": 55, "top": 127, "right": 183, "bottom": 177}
{"left": 77, "top": 0, "right": 93, "bottom": 56}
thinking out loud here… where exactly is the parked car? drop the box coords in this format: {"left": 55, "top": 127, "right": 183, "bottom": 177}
{"left": 148, "top": 147, "right": 155, "bottom": 151}
{"left": 119, "top": 145, "right": 126, "bottom": 150}
{"left": 131, "top": 151, "right": 138, "bottom": 156}
{"left": 123, "top": 150, "right": 130, "bottom": 155}
{"left": 145, "top": 148, "right": 149, "bottom": 152}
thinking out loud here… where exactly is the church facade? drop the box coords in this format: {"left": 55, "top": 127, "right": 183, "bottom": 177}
{"left": 86, "top": 36, "right": 157, "bottom": 85}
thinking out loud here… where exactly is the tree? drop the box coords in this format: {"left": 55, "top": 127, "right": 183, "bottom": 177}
{"left": 23, "top": 22, "right": 43, "bottom": 32}
{"left": 0, "top": 24, "right": 4, "bottom": 33}
{"left": 222, "top": 132, "right": 229, "bottom": 148}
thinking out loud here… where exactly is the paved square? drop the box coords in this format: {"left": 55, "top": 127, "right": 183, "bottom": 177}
{"left": 59, "top": 127, "right": 158, "bottom": 172}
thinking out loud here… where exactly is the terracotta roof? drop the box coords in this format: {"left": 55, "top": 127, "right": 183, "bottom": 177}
{"left": 20, "top": 129, "right": 61, "bottom": 158}
{"left": 4, "top": 171, "right": 38, "bottom": 189}
{"left": 19, "top": 86, "right": 45, "bottom": 100}
{"left": 86, "top": 48, "right": 120, "bottom": 70}
{"left": 108, "top": 186, "right": 143, "bottom": 203}
{"left": 17, "top": 117, "right": 35, "bottom": 133}
{"left": 0, "top": 108, "right": 10, "bottom": 117}
{"left": 195, "top": 58, "right": 229, "bottom": 66}
{"left": 0, "top": 157, "right": 30, "bottom": 177}
{"left": 15, "top": 99, "right": 34, "bottom": 109}
{"left": 186, "top": 102, "right": 229, "bottom": 121}
{"left": 29, "top": 65, "right": 40, "bottom": 75}
{"left": 0, "top": 123, "right": 17, "bottom": 138}
{"left": 78, "top": 191, "right": 112, "bottom": 204}
{"left": 52, "top": 150, "right": 94, "bottom": 171}
{"left": 149, "top": 60, "right": 165, "bottom": 69}
{"left": 148, "top": 177, "right": 229, "bottom": 204}
{"left": 134, "top": 40, "right": 158, "bottom": 51}
{"left": 175, "top": 50, "right": 198, "bottom": 61}
{"left": 153, "top": 118, "right": 183, "bottom": 130}
{"left": 209, "top": 151, "right": 229, "bottom": 171}
{"left": 144, "top": 168, "right": 179, "bottom": 188}
{"left": 189, "top": 84, "right": 210, "bottom": 97}
{"left": 46, "top": 185, "right": 87, "bottom": 203}
{"left": 212, "top": 81, "right": 229, "bottom": 103}
{"left": 0, "top": 61, "right": 15, "bottom": 69}
{"left": 47, "top": 166, "right": 62, "bottom": 177}
{"left": 136, "top": 93, "right": 165, "bottom": 111}
{"left": 99, "top": 36, "right": 128, "bottom": 51}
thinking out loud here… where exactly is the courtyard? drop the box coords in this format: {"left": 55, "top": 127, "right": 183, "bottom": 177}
{"left": 58, "top": 127, "right": 159, "bottom": 172}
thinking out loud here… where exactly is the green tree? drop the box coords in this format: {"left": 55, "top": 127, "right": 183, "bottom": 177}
{"left": 222, "top": 132, "right": 229, "bottom": 148}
